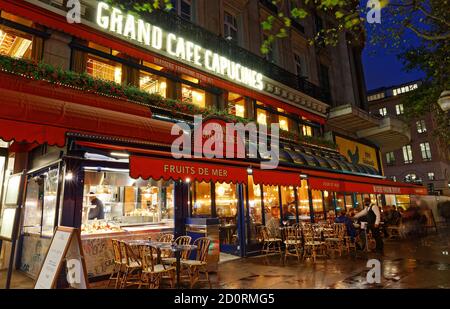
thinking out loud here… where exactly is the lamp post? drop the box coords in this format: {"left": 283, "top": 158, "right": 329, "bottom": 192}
{"left": 438, "top": 90, "right": 450, "bottom": 112}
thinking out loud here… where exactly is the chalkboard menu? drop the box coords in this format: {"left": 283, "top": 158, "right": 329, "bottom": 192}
{"left": 34, "top": 227, "right": 89, "bottom": 289}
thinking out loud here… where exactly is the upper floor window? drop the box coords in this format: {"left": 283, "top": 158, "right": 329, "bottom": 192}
{"left": 386, "top": 152, "right": 395, "bottom": 165}
{"left": 395, "top": 104, "right": 404, "bottom": 115}
{"left": 171, "top": 0, "right": 192, "bottom": 21}
{"left": 86, "top": 43, "right": 123, "bottom": 84}
{"left": 256, "top": 108, "right": 268, "bottom": 126}
{"left": 224, "top": 11, "right": 238, "bottom": 42}
{"left": 402, "top": 145, "right": 413, "bottom": 164}
{"left": 405, "top": 173, "right": 417, "bottom": 182}
{"left": 182, "top": 84, "right": 205, "bottom": 108}
{"left": 140, "top": 71, "right": 167, "bottom": 98}
{"left": 428, "top": 172, "right": 435, "bottom": 181}
{"left": 379, "top": 107, "right": 387, "bottom": 117}
{"left": 302, "top": 125, "right": 313, "bottom": 137}
{"left": 420, "top": 142, "right": 432, "bottom": 161}
{"left": 294, "top": 53, "right": 308, "bottom": 79}
{"left": 277, "top": 109, "right": 289, "bottom": 131}
{"left": 416, "top": 120, "right": 427, "bottom": 133}
{"left": 393, "top": 83, "right": 418, "bottom": 96}
{"left": 228, "top": 92, "right": 246, "bottom": 118}
{"left": 0, "top": 22, "right": 33, "bottom": 59}
{"left": 368, "top": 92, "right": 385, "bottom": 102}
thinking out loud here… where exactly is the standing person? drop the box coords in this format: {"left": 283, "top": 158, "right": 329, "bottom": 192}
{"left": 353, "top": 198, "right": 383, "bottom": 254}
{"left": 88, "top": 192, "right": 105, "bottom": 220}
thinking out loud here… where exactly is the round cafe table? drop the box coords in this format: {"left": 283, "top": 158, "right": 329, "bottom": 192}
{"left": 125, "top": 240, "right": 197, "bottom": 288}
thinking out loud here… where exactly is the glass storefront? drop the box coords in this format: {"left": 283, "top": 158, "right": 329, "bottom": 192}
{"left": 216, "top": 183, "right": 238, "bottom": 246}
{"left": 396, "top": 195, "right": 411, "bottom": 210}
{"left": 311, "top": 190, "right": 324, "bottom": 222}
{"left": 323, "top": 191, "right": 335, "bottom": 222}
{"left": 247, "top": 176, "right": 263, "bottom": 245}
{"left": 280, "top": 186, "right": 296, "bottom": 225}
{"left": 345, "top": 194, "right": 354, "bottom": 210}
{"left": 190, "top": 181, "right": 211, "bottom": 217}
{"left": 82, "top": 169, "right": 174, "bottom": 234}
{"left": 297, "top": 180, "right": 310, "bottom": 222}
{"left": 262, "top": 185, "right": 280, "bottom": 234}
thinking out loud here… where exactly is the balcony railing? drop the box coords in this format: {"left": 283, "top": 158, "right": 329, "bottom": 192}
{"left": 145, "top": 10, "right": 331, "bottom": 104}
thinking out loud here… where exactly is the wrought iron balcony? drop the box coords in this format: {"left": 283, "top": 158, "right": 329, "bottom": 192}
{"left": 146, "top": 10, "right": 331, "bottom": 104}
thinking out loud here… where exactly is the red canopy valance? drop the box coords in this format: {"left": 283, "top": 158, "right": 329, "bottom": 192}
{"left": 130, "top": 155, "right": 249, "bottom": 184}
{"left": 252, "top": 169, "right": 302, "bottom": 187}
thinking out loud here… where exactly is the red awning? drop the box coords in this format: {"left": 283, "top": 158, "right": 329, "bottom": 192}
{"left": 308, "top": 177, "right": 344, "bottom": 192}
{"left": 252, "top": 169, "right": 302, "bottom": 187}
{"left": 130, "top": 155, "right": 248, "bottom": 184}
{"left": 0, "top": 82, "right": 175, "bottom": 147}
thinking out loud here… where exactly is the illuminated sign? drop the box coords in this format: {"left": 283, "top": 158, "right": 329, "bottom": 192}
{"left": 96, "top": 2, "right": 264, "bottom": 90}
{"left": 335, "top": 136, "right": 380, "bottom": 173}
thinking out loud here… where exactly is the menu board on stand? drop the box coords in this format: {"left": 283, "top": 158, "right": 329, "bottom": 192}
{"left": 34, "top": 226, "right": 89, "bottom": 289}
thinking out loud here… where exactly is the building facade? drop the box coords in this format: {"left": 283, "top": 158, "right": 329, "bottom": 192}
{"left": 0, "top": 0, "right": 425, "bottom": 280}
{"left": 368, "top": 81, "right": 450, "bottom": 196}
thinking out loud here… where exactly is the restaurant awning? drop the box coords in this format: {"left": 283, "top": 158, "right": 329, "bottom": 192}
{"left": 129, "top": 155, "right": 248, "bottom": 184}
{"left": 252, "top": 169, "right": 302, "bottom": 187}
{"left": 0, "top": 78, "right": 175, "bottom": 148}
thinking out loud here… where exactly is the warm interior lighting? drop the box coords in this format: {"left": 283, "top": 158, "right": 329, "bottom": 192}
{"left": 65, "top": 172, "right": 74, "bottom": 181}
{"left": 110, "top": 152, "right": 130, "bottom": 158}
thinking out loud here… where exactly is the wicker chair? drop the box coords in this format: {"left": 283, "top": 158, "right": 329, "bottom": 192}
{"left": 181, "top": 237, "right": 212, "bottom": 288}
{"left": 139, "top": 245, "right": 176, "bottom": 289}
{"left": 108, "top": 239, "right": 125, "bottom": 289}
{"left": 283, "top": 226, "right": 302, "bottom": 263}
{"left": 302, "top": 227, "right": 326, "bottom": 262}
{"left": 325, "top": 223, "right": 346, "bottom": 257}
{"left": 260, "top": 226, "right": 282, "bottom": 256}
{"left": 118, "top": 241, "right": 142, "bottom": 288}
{"left": 162, "top": 235, "right": 192, "bottom": 265}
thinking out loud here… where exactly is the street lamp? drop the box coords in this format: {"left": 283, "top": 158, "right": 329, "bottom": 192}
{"left": 438, "top": 90, "right": 450, "bottom": 112}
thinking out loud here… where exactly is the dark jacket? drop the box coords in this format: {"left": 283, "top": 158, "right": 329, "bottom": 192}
{"left": 89, "top": 198, "right": 105, "bottom": 220}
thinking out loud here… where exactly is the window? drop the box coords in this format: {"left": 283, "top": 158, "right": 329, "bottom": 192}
{"left": 395, "top": 104, "right": 404, "bottom": 115}
{"left": 294, "top": 53, "right": 308, "bottom": 79}
{"left": 0, "top": 22, "right": 33, "bottom": 59}
{"left": 311, "top": 190, "right": 324, "bottom": 222}
{"left": 428, "top": 172, "right": 435, "bottom": 181}
{"left": 297, "top": 180, "right": 310, "bottom": 222}
{"left": 139, "top": 71, "right": 167, "bottom": 97}
{"left": 191, "top": 181, "right": 211, "bottom": 217}
{"left": 402, "top": 145, "right": 413, "bottom": 164}
{"left": 171, "top": 0, "right": 192, "bottom": 21}
{"left": 391, "top": 176, "right": 397, "bottom": 182}
{"left": 379, "top": 107, "right": 387, "bottom": 117}
{"left": 393, "top": 83, "right": 418, "bottom": 96}
{"left": 182, "top": 84, "right": 205, "bottom": 108}
{"left": 256, "top": 108, "right": 267, "bottom": 126}
{"left": 262, "top": 185, "right": 281, "bottom": 228}
{"left": 386, "top": 152, "right": 395, "bottom": 165}
{"left": 302, "top": 125, "right": 313, "bottom": 137}
{"left": 420, "top": 142, "right": 432, "bottom": 161}
{"left": 405, "top": 173, "right": 417, "bottom": 182}
{"left": 416, "top": 120, "right": 427, "bottom": 133}
{"left": 280, "top": 186, "right": 296, "bottom": 224}
{"left": 224, "top": 11, "right": 238, "bottom": 42}
{"left": 228, "top": 92, "right": 246, "bottom": 118}
{"left": 278, "top": 114, "right": 289, "bottom": 131}
{"left": 215, "top": 183, "right": 238, "bottom": 237}
{"left": 368, "top": 92, "right": 385, "bottom": 102}
{"left": 319, "top": 64, "right": 330, "bottom": 93}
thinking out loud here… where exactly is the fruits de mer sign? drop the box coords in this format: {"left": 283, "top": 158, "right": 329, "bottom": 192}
{"left": 96, "top": 2, "right": 264, "bottom": 91}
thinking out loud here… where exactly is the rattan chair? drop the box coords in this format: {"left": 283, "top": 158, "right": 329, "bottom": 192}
{"left": 283, "top": 226, "right": 302, "bottom": 262}
{"left": 108, "top": 239, "right": 125, "bottom": 289}
{"left": 302, "top": 228, "right": 326, "bottom": 262}
{"left": 181, "top": 237, "right": 212, "bottom": 288}
{"left": 162, "top": 235, "right": 192, "bottom": 265}
{"left": 260, "top": 226, "right": 282, "bottom": 256}
{"left": 118, "top": 241, "right": 142, "bottom": 288}
{"left": 325, "top": 223, "right": 346, "bottom": 257}
{"left": 139, "top": 245, "right": 176, "bottom": 289}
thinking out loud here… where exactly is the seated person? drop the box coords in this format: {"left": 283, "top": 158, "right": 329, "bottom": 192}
{"left": 335, "top": 210, "right": 356, "bottom": 240}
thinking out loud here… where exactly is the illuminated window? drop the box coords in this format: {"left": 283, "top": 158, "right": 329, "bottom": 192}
{"left": 405, "top": 173, "right": 417, "bottom": 182}
{"left": 140, "top": 71, "right": 167, "bottom": 97}
{"left": 215, "top": 183, "right": 238, "bottom": 218}
{"left": 280, "top": 186, "right": 296, "bottom": 224}
{"left": 182, "top": 84, "right": 205, "bottom": 108}
{"left": 87, "top": 55, "right": 122, "bottom": 84}
{"left": 395, "top": 104, "right": 404, "bottom": 115}
{"left": 297, "top": 180, "right": 310, "bottom": 222}
{"left": 420, "top": 142, "right": 432, "bottom": 161}
{"left": 0, "top": 25, "right": 33, "bottom": 59}
{"left": 302, "top": 125, "right": 313, "bottom": 137}
{"left": 402, "top": 145, "right": 413, "bottom": 164}
{"left": 228, "top": 92, "right": 246, "bottom": 118}
{"left": 224, "top": 11, "right": 238, "bottom": 41}
{"left": 191, "top": 181, "right": 211, "bottom": 217}
{"left": 279, "top": 115, "right": 289, "bottom": 131}
{"left": 386, "top": 152, "right": 395, "bottom": 165}
{"left": 379, "top": 107, "right": 387, "bottom": 116}
{"left": 263, "top": 185, "right": 280, "bottom": 230}
{"left": 416, "top": 120, "right": 427, "bottom": 133}
{"left": 428, "top": 172, "right": 435, "bottom": 181}
{"left": 257, "top": 108, "right": 267, "bottom": 126}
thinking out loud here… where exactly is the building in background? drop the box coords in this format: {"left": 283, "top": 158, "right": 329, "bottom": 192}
{"left": 368, "top": 81, "right": 450, "bottom": 196}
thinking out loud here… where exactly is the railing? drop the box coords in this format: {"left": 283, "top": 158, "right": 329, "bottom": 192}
{"left": 145, "top": 10, "right": 331, "bottom": 104}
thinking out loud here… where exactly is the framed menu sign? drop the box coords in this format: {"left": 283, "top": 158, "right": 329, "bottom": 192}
{"left": 0, "top": 208, "right": 17, "bottom": 241}
{"left": 34, "top": 227, "right": 89, "bottom": 289}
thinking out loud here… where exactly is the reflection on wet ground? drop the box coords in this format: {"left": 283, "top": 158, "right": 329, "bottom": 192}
{"left": 212, "top": 228, "right": 450, "bottom": 289}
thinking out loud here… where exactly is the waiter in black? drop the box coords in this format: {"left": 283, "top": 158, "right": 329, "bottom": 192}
{"left": 354, "top": 197, "right": 383, "bottom": 254}
{"left": 88, "top": 192, "right": 105, "bottom": 220}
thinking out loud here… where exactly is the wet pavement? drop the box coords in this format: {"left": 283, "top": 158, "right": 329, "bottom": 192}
{"left": 210, "top": 228, "right": 450, "bottom": 289}
{"left": 1, "top": 228, "right": 449, "bottom": 289}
